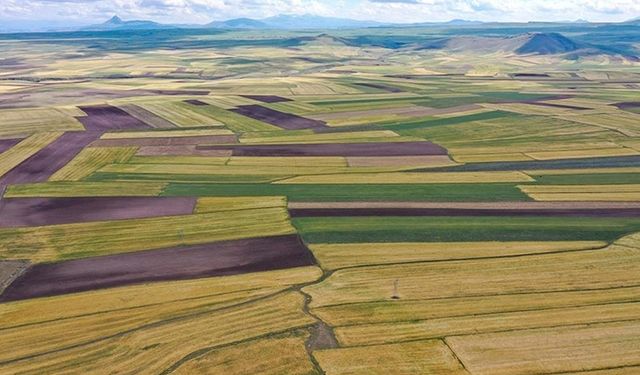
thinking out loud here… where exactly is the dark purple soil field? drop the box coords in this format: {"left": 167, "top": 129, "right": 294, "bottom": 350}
{"left": 0, "top": 138, "right": 22, "bottom": 154}
{"left": 78, "top": 105, "right": 152, "bottom": 132}
{"left": 289, "top": 207, "right": 640, "bottom": 218}
{"left": 0, "top": 105, "right": 157, "bottom": 188}
{"left": 527, "top": 102, "right": 591, "bottom": 110}
{"left": 183, "top": 99, "right": 209, "bottom": 106}
{"left": 197, "top": 141, "right": 447, "bottom": 157}
{"left": 92, "top": 135, "right": 237, "bottom": 147}
{"left": 231, "top": 105, "right": 328, "bottom": 130}
{"left": 150, "top": 90, "right": 209, "bottom": 96}
{"left": 614, "top": 102, "right": 640, "bottom": 109}
{"left": 0, "top": 197, "right": 197, "bottom": 227}
{"left": 0, "top": 234, "right": 316, "bottom": 301}
{"left": 241, "top": 95, "right": 292, "bottom": 103}
{"left": 0, "top": 131, "right": 97, "bottom": 186}
{"left": 353, "top": 82, "right": 404, "bottom": 93}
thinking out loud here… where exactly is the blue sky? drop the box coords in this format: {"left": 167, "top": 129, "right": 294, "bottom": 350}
{"left": 1, "top": 0, "right": 638, "bottom": 29}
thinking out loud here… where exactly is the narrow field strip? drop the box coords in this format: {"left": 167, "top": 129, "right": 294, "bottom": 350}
{"left": 311, "top": 285, "right": 640, "bottom": 327}
{"left": 0, "top": 197, "right": 197, "bottom": 227}
{"left": 276, "top": 171, "right": 534, "bottom": 184}
{"left": 313, "top": 340, "right": 468, "bottom": 375}
{"left": 333, "top": 302, "right": 640, "bottom": 347}
{"left": 308, "top": 241, "right": 607, "bottom": 270}
{"left": 0, "top": 206, "right": 296, "bottom": 262}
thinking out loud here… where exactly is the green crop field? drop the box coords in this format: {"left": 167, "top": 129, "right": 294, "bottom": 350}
{"left": 0, "top": 11, "right": 639, "bottom": 374}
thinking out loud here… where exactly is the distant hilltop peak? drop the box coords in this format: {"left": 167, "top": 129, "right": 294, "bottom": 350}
{"left": 516, "top": 32, "right": 581, "bottom": 55}
{"left": 106, "top": 15, "right": 123, "bottom": 24}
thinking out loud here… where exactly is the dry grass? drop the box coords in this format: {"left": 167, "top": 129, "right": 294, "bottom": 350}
{"left": 303, "top": 246, "right": 640, "bottom": 307}
{"left": 0, "top": 292, "right": 316, "bottom": 375}
{"left": 334, "top": 302, "right": 640, "bottom": 346}
{"left": 313, "top": 340, "right": 468, "bottom": 375}
{"left": 173, "top": 333, "right": 318, "bottom": 375}
{"left": 447, "top": 321, "right": 640, "bottom": 375}
{"left": 312, "top": 285, "right": 640, "bottom": 326}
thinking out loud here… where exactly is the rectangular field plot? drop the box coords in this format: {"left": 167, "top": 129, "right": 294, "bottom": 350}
{"left": 313, "top": 340, "right": 468, "bottom": 375}
{"left": 0, "top": 108, "right": 84, "bottom": 138}
{"left": 303, "top": 243, "right": 640, "bottom": 307}
{"left": 309, "top": 241, "right": 606, "bottom": 270}
{"left": 1, "top": 234, "right": 315, "bottom": 300}
{"left": 293, "top": 216, "right": 640, "bottom": 243}
{"left": 447, "top": 321, "right": 640, "bottom": 375}
{"left": 4, "top": 181, "right": 168, "bottom": 197}
{"left": 162, "top": 183, "right": 531, "bottom": 202}
{"left": 520, "top": 184, "right": 640, "bottom": 201}
{"left": 173, "top": 334, "right": 317, "bottom": 375}
{"left": 277, "top": 171, "right": 534, "bottom": 184}
{"left": 49, "top": 146, "right": 138, "bottom": 181}
{"left": 0, "top": 206, "right": 295, "bottom": 262}
{"left": 138, "top": 102, "right": 226, "bottom": 127}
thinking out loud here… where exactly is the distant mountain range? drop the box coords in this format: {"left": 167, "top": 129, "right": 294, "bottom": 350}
{"left": 81, "top": 16, "right": 174, "bottom": 31}
{"left": 79, "top": 14, "right": 640, "bottom": 32}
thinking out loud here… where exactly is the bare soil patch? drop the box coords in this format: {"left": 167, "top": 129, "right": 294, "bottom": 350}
{"left": 353, "top": 82, "right": 404, "bottom": 93}
{"left": 231, "top": 105, "right": 328, "bottom": 130}
{"left": 183, "top": 99, "right": 209, "bottom": 106}
{"left": 0, "top": 138, "right": 22, "bottom": 154}
{"left": 198, "top": 141, "right": 447, "bottom": 157}
{"left": 0, "top": 234, "right": 316, "bottom": 301}
{"left": 0, "top": 197, "right": 197, "bottom": 227}
{"left": 78, "top": 105, "right": 152, "bottom": 132}
{"left": 241, "top": 95, "right": 292, "bottom": 103}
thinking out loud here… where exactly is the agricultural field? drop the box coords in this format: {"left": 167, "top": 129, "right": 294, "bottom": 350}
{"left": 0, "top": 16, "right": 640, "bottom": 375}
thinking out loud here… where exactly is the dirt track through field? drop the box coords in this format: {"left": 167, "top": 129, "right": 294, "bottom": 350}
{"left": 231, "top": 105, "right": 328, "bottom": 130}
{"left": 198, "top": 141, "right": 447, "bottom": 157}
{"left": 0, "top": 234, "right": 316, "bottom": 301}
{"left": 0, "top": 197, "right": 197, "bottom": 227}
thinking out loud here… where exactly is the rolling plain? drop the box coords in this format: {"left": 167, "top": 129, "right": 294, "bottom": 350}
{"left": 0, "top": 20, "right": 640, "bottom": 374}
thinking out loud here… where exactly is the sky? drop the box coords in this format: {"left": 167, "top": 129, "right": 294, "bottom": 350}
{"left": 0, "top": 0, "right": 639, "bottom": 30}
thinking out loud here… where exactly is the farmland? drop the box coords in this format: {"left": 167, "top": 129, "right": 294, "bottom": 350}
{"left": 0, "top": 19, "right": 640, "bottom": 374}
